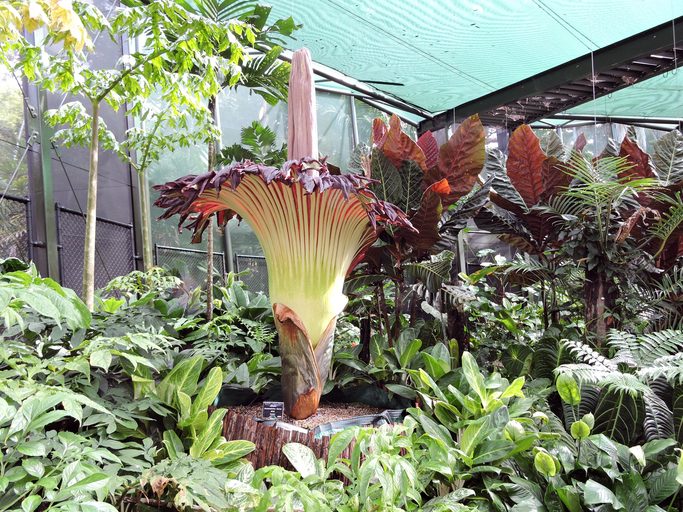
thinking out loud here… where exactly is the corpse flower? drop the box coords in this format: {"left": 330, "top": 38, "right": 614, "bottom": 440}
{"left": 153, "top": 158, "right": 414, "bottom": 418}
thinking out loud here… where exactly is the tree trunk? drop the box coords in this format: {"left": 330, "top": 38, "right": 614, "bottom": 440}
{"left": 82, "top": 100, "right": 100, "bottom": 310}
{"left": 584, "top": 267, "right": 615, "bottom": 349}
{"left": 206, "top": 96, "right": 217, "bottom": 321}
{"left": 359, "top": 317, "right": 371, "bottom": 363}
{"left": 447, "top": 301, "right": 468, "bottom": 367}
{"left": 138, "top": 170, "right": 153, "bottom": 270}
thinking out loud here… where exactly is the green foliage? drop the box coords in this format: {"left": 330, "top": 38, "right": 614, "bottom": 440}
{"left": 217, "top": 120, "right": 287, "bottom": 167}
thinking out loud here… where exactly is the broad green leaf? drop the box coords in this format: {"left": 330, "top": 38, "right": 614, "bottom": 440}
{"left": 556, "top": 374, "right": 581, "bottom": 406}
{"left": 652, "top": 129, "right": 683, "bottom": 185}
{"left": 534, "top": 449, "right": 556, "bottom": 477}
{"left": 648, "top": 468, "right": 679, "bottom": 504}
{"left": 212, "top": 440, "right": 255, "bottom": 465}
{"left": 501, "top": 377, "right": 525, "bottom": 399}
{"left": 156, "top": 355, "right": 204, "bottom": 406}
{"left": 22, "top": 458, "right": 44, "bottom": 478}
{"left": 282, "top": 442, "right": 319, "bottom": 478}
{"left": 461, "top": 352, "right": 487, "bottom": 404}
{"left": 399, "top": 339, "right": 421, "bottom": 369}
{"left": 385, "top": 383, "right": 417, "bottom": 399}
{"left": 89, "top": 349, "right": 112, "bottom": 372}
{"left": 557, "top": 487, "right": 582, "bottom": 512}
{"left": 584, "top": 480, "right": 624, "bottom": 508}
{"left": 570, "top": 421, "right": 590, "bottom": 440}
{"left": 191, "top": 367, "right": 222, "bottom": 418}
{"left": 461, "top": 416, "right": 491, "bottom": 457}
{"left": 472, "top": 440, "right": 515, "bottom": 465}
{"left": 422, "top": 353, "right": 447, "bottom": 380}
{"left": 17, "top": 441, "right": 47, "bottom": 457}
{"left": 328, "top": 428, "right": 356, "bottom": 466}
{"left": 418, "top": 414, "right": 454, "bottom": 448}
{"left": 162, "top": 430, "right": 185, "bottom": 459}
{"left": 21, "top": 496, "right": 41, "bottom": 512}
{"left": 190, "top": 409, "right": 227, "bottom": 458}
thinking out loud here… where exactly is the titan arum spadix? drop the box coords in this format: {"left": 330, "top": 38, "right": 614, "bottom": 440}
{"left": 154, "top": 49, "right": 415, "bottom": 419}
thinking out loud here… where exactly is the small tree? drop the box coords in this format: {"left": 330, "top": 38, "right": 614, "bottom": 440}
{"left": 6, "top": 0, "right": 260, "bottom": 309}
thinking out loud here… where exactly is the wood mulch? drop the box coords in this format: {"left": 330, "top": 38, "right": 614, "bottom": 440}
{"left": 224, "top": 401, "right": 385, "bottom": 431}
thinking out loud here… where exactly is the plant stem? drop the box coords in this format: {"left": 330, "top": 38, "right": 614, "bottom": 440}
{"left": 666, "top": 488, "right": 679, "bottom": 511}
{"left": 82, "top": 99, "right": 100, "bottom": 310}
{"left": 378, "top": 283, "right": 392, "bottom": 348}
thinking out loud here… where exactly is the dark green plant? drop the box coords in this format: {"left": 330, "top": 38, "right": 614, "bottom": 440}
{"left": 217, "top": 120, "right": 287, "bottom": 167}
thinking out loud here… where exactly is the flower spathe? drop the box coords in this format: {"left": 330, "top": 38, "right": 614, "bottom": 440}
{"left": 154, "top": 157, "right": 414, "bottom": 418}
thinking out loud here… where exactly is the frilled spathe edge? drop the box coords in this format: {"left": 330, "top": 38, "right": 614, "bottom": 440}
{"left": 153, "top": 157, "right": 416, "bottom": 241}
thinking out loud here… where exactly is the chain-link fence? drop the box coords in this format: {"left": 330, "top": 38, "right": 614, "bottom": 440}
{"left": 234, "top": 254, "right": 268, "bottom": 295}
{"left": 155, "top": 245, "right": 225, "bottom": 291}
{"left": 0, "top": 194, "right": 31, "bottom": 263}
{"left": 56, "top": 205, "right": 135, "bottom": 293}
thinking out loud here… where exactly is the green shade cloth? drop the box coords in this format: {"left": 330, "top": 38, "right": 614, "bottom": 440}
{"left": 563, "top": 72, "right": 683, "bottom": 120}
{"left": 269, "top": 0, "right": 683, "bottom": 115}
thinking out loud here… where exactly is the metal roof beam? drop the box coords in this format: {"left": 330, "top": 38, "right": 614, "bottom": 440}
{"left": 420, "top": 17, "right": 683, "bottom": 134}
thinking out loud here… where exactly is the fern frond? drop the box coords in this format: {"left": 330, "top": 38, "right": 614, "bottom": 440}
{"left": 555, "top": 364, "right": 612, "bottom": 384}
{"left": 598, "top": 373, "right": 651, "bottom": 397}
{"left": 638, "top": 353, "right": 683, "bottom": 384}
{"left": 564, "top": 339, "right": 617, "bottom": 371}
{"left": 648, "top": 192, "right": 683, "bottom": 259}
{"left": 635, "top": 330, "right": 683, "bottom": 366}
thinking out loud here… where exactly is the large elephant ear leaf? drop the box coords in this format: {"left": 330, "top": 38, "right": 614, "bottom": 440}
{"left": 383, "top": 114, "right": 427, "bottom": 171}
{"left": 653, "top": 130, "right": 683, "bottom": 186}
{"left": 593, "top": 388, "right": 645, "bottom": 446}
{"left": 417, "top": 130, "right": 439, "bottom": 168}
{"left": 399, "top": 159, "right": 425, "bottom": 213}
{"left": 542, "top": 157, "right": 572, "bottom": 199}
{"left": 673, "top": 383, "right": 683, "bottom": 444}
{"left": 372, "top": 118, "right": 388, "bottom": 148}
{"left": 507, "top": 125, "right": 546, "bottom": 208}
{"left": 398, "top": 179, "right": 447, "bottom": 251}
{"left": 488, "top": 149, "right": 528, "bottom": 214}
{"left": 370, "top": 147, "right": 403, "bottom": 205}
{"left": 438, "top": 172, "right": 494, "bottom": 245}
{"left": 424, "top": 114, "right": 485, "bottom": 208}
{"left": 619, "top": 136, "right": 655, "bottom": 181}
{"left": 540, "top": 131, "right": 565, "bottom": 160}
{"left": 405, "top": 251, "right": 454, "bottom": 294}
{"left": 643, "top": 392, "right": 674, "bottom": 442}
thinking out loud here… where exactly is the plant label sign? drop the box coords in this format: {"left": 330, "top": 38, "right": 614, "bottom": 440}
{"left": 262, "top": 401, "right": 284, "bottom": 419}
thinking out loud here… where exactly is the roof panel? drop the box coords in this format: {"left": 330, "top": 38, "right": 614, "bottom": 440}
{"left": 268, "top": 0, "right": 683, "bottom": 114}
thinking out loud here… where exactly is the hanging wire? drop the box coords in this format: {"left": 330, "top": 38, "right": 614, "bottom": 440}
{"left": 673, "top": 1, "right": 682, "bottom": 126}
{"left": 589, "top": 0, "right": 598, "bottom": 154}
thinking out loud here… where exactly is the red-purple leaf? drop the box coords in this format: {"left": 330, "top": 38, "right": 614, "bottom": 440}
{"left": 372, "top": 118, "right": 388, "bottom": 149}
{"left": 383, "top": 114, "right": 427, "bottom": 171}
{"left": 507, "top": 125, "right": 546, "bottom": 208}
{"left": 400, "top": 181, "right": 445, "bottom": 251}
{"left": 423, "top": 114, "right": 485, "bottom": 208}
{"left": 575, "top": 133, "right": 587, "bottom": 153}
{"left": 499, "top": 234, "right": 542, "bottom": 256}
{"left": 417, "top": 130, "right": 439, "bottom": 168}
{"left": 521, "top": 211, "right": 555, "bottom": 250}
{"left": 542, "top": 157, "right": 571, "bottom": 199}
{"left": 619, "top": 136, "right": 654, "bottom": 181}
{"left": 489, "top": 191, "right": 526, "bottom": 218}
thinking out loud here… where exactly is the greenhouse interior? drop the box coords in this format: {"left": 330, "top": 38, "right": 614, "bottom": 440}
{"left": 2, "top": 0, "right": 683, "bottom": 510}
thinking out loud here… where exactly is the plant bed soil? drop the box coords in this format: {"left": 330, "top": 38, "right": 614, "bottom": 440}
{"left": 224, "top": 402, "right": 385, "bottom": 431}
{"left": 208, "top": 402, "right": 392, "bottom": 473}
